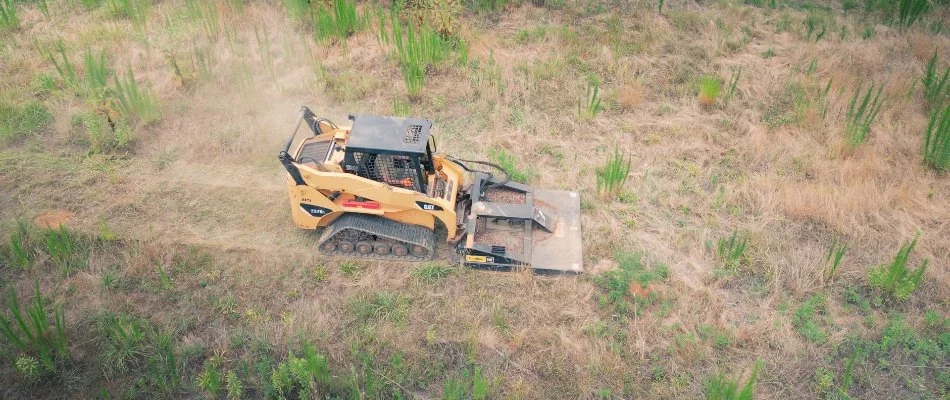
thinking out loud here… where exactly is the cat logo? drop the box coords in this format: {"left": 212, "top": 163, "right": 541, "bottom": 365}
{"left": 415, "top": 201, "right": 443, "bottom": 211}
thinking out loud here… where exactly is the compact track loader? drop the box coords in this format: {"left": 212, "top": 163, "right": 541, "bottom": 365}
{"left": 278, "top": 106, "right": 583, "bottom": 273}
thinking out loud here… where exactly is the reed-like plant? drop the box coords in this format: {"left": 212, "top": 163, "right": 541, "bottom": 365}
{"left": 392, "top": 21, "right": 451, "bottom": 96}
{"left": 923, "top": 103, "right": 949, "bottom": 171}
{"left": 0, "top": 0, "right": 18, "bottom": 31}
{"left": 824, "top": 236, "right": 847, "bottom": 284}
{"left": 8, "top": 220, "right": 34, "bottom": 269}
{"left": 921, "top": 51, "right": 949, "bottom": 108}
{"left": 596, "top": 148, "right": 631, "bottom": 199}
{"left": 897, "top": 0, "right": 929, "bottom": 30}
{"left": 0, "top": 281, "right": 69, "bottom": 374}
{"left": 82, "top": 49, "right": 111, "bottom": 102}
{"left": 724, "top": 67, "right": 741, "bottom": 105}
{"left": 844, "top": 82, "right": 884, "bottom": 148}
{"left": 717, "top": 230, "right": 747, "bottom": 270}
{"left": 868, "top": 235, "right": 928, "bottom": 301}
{"left": 43, "top": 225, "right": 89, "bottom": 276}
{"left": 704, "top": 360, "right": 761, "bottom": 400}
{"left": 579, "top": 77, "right": 603, "bottom": 119}
{"left": 112, "top": 67, "right": 160, "bottom": 125}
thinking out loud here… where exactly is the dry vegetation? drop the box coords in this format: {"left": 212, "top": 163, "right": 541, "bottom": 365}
{"left": 1, "top": 0, "right": 948, "bottom": 399}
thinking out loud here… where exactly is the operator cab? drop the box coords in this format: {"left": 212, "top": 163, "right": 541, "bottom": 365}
{"left": 341, "top": 115, "right": 435, "bottom": 193}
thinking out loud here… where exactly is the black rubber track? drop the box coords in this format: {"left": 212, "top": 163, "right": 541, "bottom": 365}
{"left": 316, "top": 213, "right": 435, "bottom": 261}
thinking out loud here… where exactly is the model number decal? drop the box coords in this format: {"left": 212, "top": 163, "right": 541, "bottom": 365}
{"left": 300, "top": 203, "right": 332, "bottom": 217}
{"left": 415, "top": 201, "right": 443, "bottom": 211}
{"left": 465, "top": 255, "right": 494, "bottom": 263}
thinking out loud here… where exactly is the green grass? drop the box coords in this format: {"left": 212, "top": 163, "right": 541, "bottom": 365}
{"left": 96, "top": 312, "right": 148, "bottom": 376}
{"left": 0, "top": 101, "right": 54, "bottom": 143}
{"left": 921, "top": 51, "right": 949, "bottom": 108}
{"left": 592, "top": 252, "right": 669, "bottom": 317}
{"left": 42, "top": 225, "right": 89, "bottom": 276}
{"left": 716, "top": 230, "right": 748, "bottom": 271}
{"left": 803, "top": 13, "right": 828, "bottom": 42}
{"left": 197, "top": 356, "right": 223, "bottom": 397}
{"left": 792, "top": 294, "right": 828, "bottom": 343}
{"left": 7, "top": 220, "right": 34, "bottom": 270}
{"left": 0, "top": 281, "right": 69, "bottom": 375}
{"left": 41, "top": 39, "right": 79, "bottom": 91}
{"left": 411, "top": 262, "right": 454, "bottom": 284}
{"left": 868, "top": 235, "right": 928, "bottom": 302}
{"left": 595, "top": 148, "right": 631, "bottom": 200}
{"left": 111, "top": 67, "right": 160, "bottom": 125}
{"left": 488, "top": 148, "right": 532, "bottom": 183}
{"left": 923, "top": 103, "right": 949, "bottom": 171}
{"left": 270, "top": 340, "right": 334, "bottom": 398}
{"left": 347, "top": 291, "right": 411, "bottom": 324}
{"left": 699, "top": 75, "right": 722, "bottom": 106}
{"left": 0, "top": 0, "right": 18, "bottom": 31}
{"left": 185, "top": 0, "right": 219, "bottom": 41}
{"left": 443, "top": 365, "right": 491, "bottom": 400}
{"left": 703, "top": 360, "right": 761, "bottom": 400}
{"left": 108, "top": 0, "right": 150, "bottom": 28}
{"left": 579, "top": 76, "right": 603, "bottom": 119}
{"left": 760, "top": 48, "right": 775, "bottom": 58}
{"left": 844, "top": 82, "right": 884, "bottom": 149}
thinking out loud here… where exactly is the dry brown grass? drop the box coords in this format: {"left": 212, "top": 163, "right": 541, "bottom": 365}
{"left": 0, "top": 0, "right": 948, "bottom": 399}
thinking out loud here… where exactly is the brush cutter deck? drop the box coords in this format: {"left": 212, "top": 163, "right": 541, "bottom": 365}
{"left": 457, "top": 173, "right": 583, "bottom": 273}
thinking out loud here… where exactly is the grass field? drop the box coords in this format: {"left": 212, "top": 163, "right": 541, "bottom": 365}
{"left": 0, "top": 0, "right": 948, "bottom": 398}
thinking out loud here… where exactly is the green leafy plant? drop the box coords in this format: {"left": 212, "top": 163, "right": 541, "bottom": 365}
{"left": 42, "top": 225, "right": 89, "bottom": 276}
{"left": 0, "top": 281, "right": 69, "bottom": 374}
{"left": 921, "top": 51, "right": 949, "bottom": 108}
{"left": 703, "top": 360, "right": 762, "bottom": 400}
{"left": 592, "top": 252, "right": 669, "bottom": 316}
{"left": 923, "top": 103, "right": 949, "bottom": 171}
{"left": 0, "top": 0, "right": 18, "bottom": 31}
{"left": 596, "top": 148, "right": 632, "bottom": 199}
{"left": 111, "top": 67, "right": 160, "bottom": 125}
{"left": 197, "top": 356, "right": 223, "bottom": 397}
{"left": 699, "top": 75, "right": 722, "bottom": 106}
{"left": 792, "top": 294, "right": 828, "bottom": 343}
{"left": 844, "top": 82, "right": 884, "bottom": 148}
{"left": 717, "top": 230, "right": 748, "bottom": 271}
{"left": 868, "top": 235, "right": 928, "bottom": 301}
{"left": 579, "top": 77, "right": 603, "bottom": 119}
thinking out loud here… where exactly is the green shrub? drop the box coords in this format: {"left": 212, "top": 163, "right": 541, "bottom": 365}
{"left": 868, "top": 235, "right": 928, "bottom": 301}
{"left": 921, "top": 51, "right": 949, "bottom": 108}
{"left": 592, "top": 252, "right": 669, "bottom": 316}
{"left": 596, "top": 148, "right": 631, "bottom": 200}
{"left": 0, "top": 281, "right": 69, "bottom": 374}
{"left": 844, "top": 82, "right": 884, "bottom": 148}
{"left": 197, "top": 356, "right": 223, "bottom": 397}
{"left": 699, "top": 75, "right": 721, "bottom": 106}
{"left": 923, "top": 103, "right": 949, "bottom": 171}
{"left": 82, "top": 112, "right": 133, "bottom": 154}
{"left": 703, "top": 360, "right": 762, "bottom": 400}
{"left": 271, "top": 340, "right": 333, "bottom": 398}
{"left": 0, "top": 101, "right": 54, "bottom": 143}
{"left": 42, "top": 225, "right": 89, "bottom": 276}
{"left": 0, "top": 0, "right": 17, "bottom": 31}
